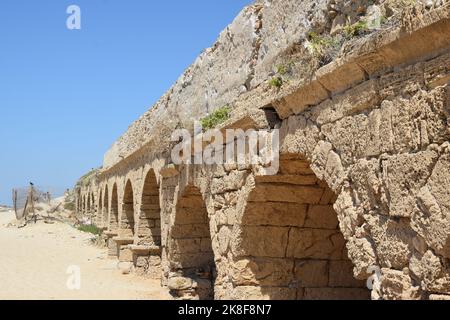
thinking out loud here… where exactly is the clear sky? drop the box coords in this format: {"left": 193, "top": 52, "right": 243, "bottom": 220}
{"left": 0, "top": 0, "right": 251, "bottom": 205}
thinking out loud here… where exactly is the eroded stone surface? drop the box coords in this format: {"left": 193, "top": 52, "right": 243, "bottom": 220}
{"left": 75, "top": 0, "right": 450, "bottom": 300}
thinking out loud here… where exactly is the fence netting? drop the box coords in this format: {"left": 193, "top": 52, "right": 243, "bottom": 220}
{"left": 12, "top": 186, "right": 53, "bottom": 220}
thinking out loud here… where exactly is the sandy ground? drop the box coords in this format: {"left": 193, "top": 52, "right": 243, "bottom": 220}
{"left": 0, "top": 210, "right": 171, "bottom": 300}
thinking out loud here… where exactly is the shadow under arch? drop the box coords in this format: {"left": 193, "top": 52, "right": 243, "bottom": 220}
{"left": 110, "top": 183, "right": 119, "bottom": 232}
{"left": 168, "top": 185, "right": 216, "bottom": 300}
{"left": 139, "top": 169, "right": 161, "bottom": 246}
{"left": 102, "top": 185, "right": 109, "bottom": 228}
{"left": 86, "top": 193, "right": 91, "bottom": 215}
{"left": 233, "top": 154, "right": 370, "bottom": 300}
{"left": 97, "top": 189, "right": 103, "bottom": 227}
{"left": 121, "top": 180, "right": 135, "bottom": 237}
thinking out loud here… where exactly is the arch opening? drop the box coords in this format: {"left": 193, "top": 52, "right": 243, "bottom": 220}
{"left": 110, "top": 184, "right": 119, "bottom": 232}
{"left": 103, "top": 185, "right": 109, "bottom": 228}
{"left": 139, "top": 170, "right": 161, "bottom": 246}
{"left": 90, "top": 193, "right": 95, "bottom": 218}
{"left": 168, "top": 185, "right": 215, "bottom": 300}
{"left": 97, "top": 190, "right": 103, "bottom": 227}
{"left": 86, "top": 194, "right": 91, "bottom": 216}
{"left": 121, "top": 180, "right": 135, "bottom": 237}
{"left": 233, "top": 155, "right": 370, "bottom": 300}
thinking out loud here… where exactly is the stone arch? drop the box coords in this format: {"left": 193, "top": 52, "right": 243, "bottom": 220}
{"left": 97, "top": 189, "right": 103, "bottom": 227}
{"left": 90, "top": 192, "right": 95, "bottom": 216}
{"left": 139, "top": 169, "right": 161, "bottom": 246}
{"left": 81, "top": 195, "right": 86, "bottom": 214}
{"left": 76, "top": 189, "right": 81, "bottom": 213}
{"left": 230, "top": 154, "right": 370, "bottom": 300}
{"left": 110, "top": 183, "right": 119, "bottom": 232}
{"left": 121, "top": 180, "right": 135, "bottom": 237}
{"left": 168, "top": 185, "right": 215, "bottom": 300}
{"left": 86, "top": 193, "right": 91, "bottom": 215}
{"left": 103, "top": 185, "right": 109, "bottom": 228}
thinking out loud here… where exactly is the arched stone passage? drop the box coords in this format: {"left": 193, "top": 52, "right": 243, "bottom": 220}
{"left": 110, "top": 184, "right": 119, "bottom": 232}
{"left": 80, "top": 195, "right": 85, "bottom": 214}
{"left": 121, "top": 180, "right": 135, "bottom": 237}
{"left": 168, "top": 185, "right": 215, "bottom": 300}
{"left": 102, "top": 185, "right": 109, "bottom": 228}
{"left": 139, "top": 170, "right": 161, "bottom": 246}
{"left": 86, "top": 194, "right": 91, "bottom": 216}
{"left": 97, "top": 190, "right": 103, "bottom": 227}
{"left": 90, "top": 193, "right": 95, "bottom": 217}
{"left": 230, "top": 155, "right": 370, "bottom": 300}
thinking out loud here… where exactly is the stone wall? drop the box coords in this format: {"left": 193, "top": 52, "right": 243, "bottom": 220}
{"left": 75, "top": 0, "right": 450, "bottom": 300}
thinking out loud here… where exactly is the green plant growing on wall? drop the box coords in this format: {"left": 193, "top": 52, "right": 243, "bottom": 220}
{"left": 276, "top": 63, "right": 292, "bottom": 75}
{"left": 200, "top": 105, "right": 231, "bottom": 131}
{"left": 307, "top": 32, "right": 332, "bottom": 55}
{"left": 269, "top": 76, "right": 283, "bottom": 89}
{"left": 343, "top": 21, "right": 369, "bottom": 39}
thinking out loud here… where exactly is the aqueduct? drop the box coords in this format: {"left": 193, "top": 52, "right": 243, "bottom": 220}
{"left": 76, "top": 0, "right": 450, "bottom": 300}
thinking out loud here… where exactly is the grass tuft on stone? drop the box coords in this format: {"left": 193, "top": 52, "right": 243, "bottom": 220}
{"left": 200, "top": 105, "right": 231, "bottom": 131}
{"left": 269, "top": 76, "right": 283, "bottom": 89}
{"left": 343, "top": 21, "right": 369, "bottom": 39}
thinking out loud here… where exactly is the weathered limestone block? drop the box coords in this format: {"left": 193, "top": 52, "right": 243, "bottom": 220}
{"left": 316, "top": 61, "right": 367, "bottom": 95}
{"left": 107, "top": 238, "right": 119, "bottom": 257}
{"left": 329, "top": 260, "right": 367, "bottom": 288}
{"left": 311, "top": 141, "right": 333, "bottom": 181}
{"left": 333, "top": 185, "right": 364, "bottom": 240}
{"left": 279, "top": 116, "right": 320, "bottom": 157}
{"left": 311, "top": 80, "right": 380, "bottom": 125}
{"left": 321, "top": 86, "right": 449, "bottom": 165}
{"left": 168, "top": 277, "right": 193, "bottom": 291}
{"left": 279, "top": 158, "right": 315, "bottom": 175}
{"left": 322, "top": 114, "right": 370, "bottom": 166}
{"left": 348, "top": 158, "right": 386, "bottom": 213}
{"left": 277, "top": 81, "right": 330, "bottom": 117}
{"left": 231, "top": 226, "right": 289, "bottom": 258}
{"left": 255, "top": 174, "right": 318, "bottom": 185}
{"left": 412, "top": 151, "right": 450, "bottom": 258}
{"left": 286, "top": 228, "right": 345, "bottom": 260}
{"left": 211, "top": 171, "right": 248, "bottom": 195}
{"left": 169, "top": 253, "right": 214, "bottom": 269}
{"left": 173, "top": 207, "right": 207, "bottom": 225}
{"left": 231, "top": 258, "right": 294, "bottom": 287}
{"left": 304, "top": 205, "right": 339, "bottom": 230}
{"left": 231, "top": 286, "right": 297, "bottom": 300}
{"left": 302, "top": 288, "right": 369, "bottom": 300}
{"left": 216, "top": 226, "right": 231, "bottom": 255}
{"left": 379, "top": 269, "right": 423, "bottom": 300}
{"left": 119, "top": 247, "right": 133, "bottom": 262}
{"left": 424, "top": 53, "right": 450, "bottom": 88}
{"left": 429, "top": 294, "right": 450, "bottom": 300}
{"left": 240, "top": 202, "right": 307, "bottom": 227}
{"left": 346, "top": 237, "right": 377, "bottom": 279}
{"left": 294, "top": 260, "right": 328, "bottom": 288}
{"left": 247, "top": 184, "right": 324, "bottom": 204}
{"left": 380, "top": 149, "right": 439, "bottom": 218}
{"left": 171, "top": 224, "right": 210, "bottom": 239}
{"left": 170, "top": 238, "right": 203, "bottom": 254}
{"left": 379, "top": 63, "right": 425, "bottom": 100}
{"left": 364, "top": 214, "right": 415, "bottom": 270}
{"left": 409, "top": 250, "right": 450, "bottom": 294}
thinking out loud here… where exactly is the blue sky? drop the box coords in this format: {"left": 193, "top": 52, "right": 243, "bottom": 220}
{"left": 0, "top": 0, "right": 251, "bottom": 205}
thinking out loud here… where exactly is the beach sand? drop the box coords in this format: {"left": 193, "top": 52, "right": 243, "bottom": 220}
{"left": 0, "top": 209, "right": 171, "bottom": 300}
